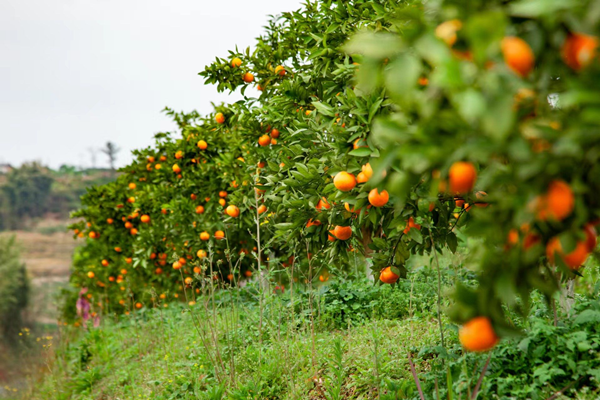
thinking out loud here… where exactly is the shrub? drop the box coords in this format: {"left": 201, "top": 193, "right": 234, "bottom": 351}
{"left": 0, "top": 235, "right": 29, "bottom": 341}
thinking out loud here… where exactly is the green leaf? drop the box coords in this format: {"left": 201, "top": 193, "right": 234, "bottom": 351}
{"left": 344, "top": 31, "right": 405, "bottom": 59}
{"left": 446, "top": 232, "right": 458, "bottom": 254}
{"left": 312, "top": 101, "right": 335, "bottom": 116}
{"left": 574, "top": 309, "right": 600, "bottom": 325}
{"left": 407, "top": 228, "right": 423, "bottom": 244}
{"left": 348, "top": 148, "right": 372, "bottom": 157}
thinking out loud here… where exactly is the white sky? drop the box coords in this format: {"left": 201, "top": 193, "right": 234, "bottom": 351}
{"left": 0, "top": 0, "right": 303, "bottom": 169}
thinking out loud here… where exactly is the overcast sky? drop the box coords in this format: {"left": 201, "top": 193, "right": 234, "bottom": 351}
{"left": 0, "top": 0, "right": 303, "bottom": 170}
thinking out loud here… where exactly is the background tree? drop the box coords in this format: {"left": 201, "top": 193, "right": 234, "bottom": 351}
{"left": 0, "top": 162, "right": 53, "bottom": 229}
{"left": 101, "top": 142, "right": 120, "bottom": 171}
{"left": 0, "top": 236, "right": 29, "bottom": 342}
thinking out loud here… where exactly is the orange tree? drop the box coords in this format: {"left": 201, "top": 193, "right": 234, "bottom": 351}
{"left": 68, "top": 0, "right": 405, "bottom": 316}
{"left": 345, "top": 0, "right": 600, "bottom": 347}
{"left": 65, "top": 0, "right": 600, "bottom": 354}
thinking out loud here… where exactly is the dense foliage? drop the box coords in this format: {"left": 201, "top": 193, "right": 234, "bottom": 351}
{"left": 0, "top": 236, "right": 29, "bottom": 341}
{"left": 66, "top": 0, "right": 600, "bottom": 355}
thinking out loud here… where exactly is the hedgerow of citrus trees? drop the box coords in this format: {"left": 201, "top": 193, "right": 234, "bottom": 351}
{"left": 66, "top": 0, "right": 600, "bottom": 354}
{"left": 67, "top": 0, "right": 403, "bottom": 317}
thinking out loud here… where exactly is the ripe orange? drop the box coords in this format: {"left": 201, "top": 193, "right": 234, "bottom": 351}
{"left": 218, "top": 198, "right": 226, "bottom": 207}
{"left": 141, "top": 215, "right": 150, "bottom": 223}
{"left": 258, "top": 161, "right": 266, "bottom": 168}
{"left": 147, "top": 156, "right": 155, "bottom": 163}
{"left": 332, "top": 225, "right": 352, "bottom": 240}
{"left": 242, "top": 72, "right": 254, "bottom": 83}
{"left": 195, "top": 205, "right": 205, "bottom": 214}
{"left": 128, "top": 182, "right": 136, "bottom": 190}
{"left": 89, "top": 231, "right": 98, "bottom": 239}
{"left": 200, "top": 231, "right": 210, "bottom": 241}
{"left": 271, "top": 138, "right": 278, "bottom": 145}
{"left": 184, "top": 277, "right": 193, "bottom": 285}
{"left": 333, "top": 171, "right": 357, "bottom": 192}
{"left": 244, "top": 270, "right": 252, "bottom": 277}
{"left": 361, "top": 163, "right": 373, "bottom": 179}
{"left": 155, "top": 163, "right": 161, "bottom": 170}
{"left": 435, "top": 19, "right": 462, "bottom": 46}
{"left": 546, "top": 180, "right": 574, "bottom": 220}
{"left": 150, "top": 252, "right": 156, "bottom": 259}
{"left": 125, "top": 257, "right": 132, "bottom": 264}
{"left": 501, "top": 37, "right": 535, "bottom": 77}
{"left": 135, "top": 302, "right": 143, "bottom": 309}
{"left": 258, "top": 135, "right": 271, "bottom": 147}
{"left": 197, "top": 249, "right": 207, "bottom": 258}
{"left": 101, "top": 259, "right": 109, "bottom": 267}
{"left": 562, "top": 33, "right": 598, "bottom": 71}
{"left": 193, "top": 266, "right": 201, "bottom": 274}
{"left": 459, "top": 316, "right": 499, "bottom": 352}
{"left": 524, "top": 232, "right": 540, "bottom": 250}
{"left": 584, "top": 223, "right": 597, "bottom": 252}
{"left": 231, "top": 57, "right": 242, "bottom": 68}
{"left": 172, "top": 164, "right": 181, "bottom": 173}
{"left": 227, "top": 273, "right": 234, "bottom": 281}
{"left": 306, "top": 219, "right": 321, "bottom": 227}
{"left": 125, "top": 221, "right": 133, "bottom": 229}
{"left": 403, "top": 217, "right": 421, "bottom": 234}
{"left": 257, "top": 84, "right": 263, "bottom": 91}
{"left": 353, "top": 138, "right": 367, "bottom": 149}
{"left": 87, "top": 271, "right": 95, "bottom": 279}
{"left": 275, "top": 65, "right": 286, "bottom": 76}
{"left": 215, "top": 112, "right": 225, "bottom": 124}
{"left": 195, "top": 140, "right": 208, "bottom": 151}
{"left": 107, "top": 218, "right": 114, "bottom": 224}
{"left": 215, "top": 230, "right": 225, "bottom": 240}
{"left": 546, "top": 236, "right": 590, "bottom": 270}
{"left": 368, "top": 189, "right": 389, "bottom": 207}
{"left": 175, "top": 150, "right": 183, "bottom": 159}
{"left": 379, "top": 266, "right": 399, "bottom": 284}
{"left": 507, "top": 229, "right": 519, "bottom": 247}
{"left": 449, "top": 161, "right": 477, "bottom": 194}
{"left": 344, "top": 202, "right": 360, "bottom": 214}
{"left": 219, "top": 191, "right": 227, "bottom": 198}
{"left": 474, "top": 191, "right": 488, "bottom": 208}
{"left": 159, "top": 155, "right": 166, "bottom": 161}
{"left": 172, "top": 261, "right": 182, "bottom": 270}
{"left": 316, "top": 197, "right": 331, "bottom": 211}
{"left": 127, "top": 197, "right": 135, "bottom": 203}
{"left": 115, "top": 247, "right": 122, "bottom": 252}
{"left": 226, "top": 205, "right": 240, "bottom": 218}
{"left": 270, "top": 128, "right": 280, "bottom": 138}
{"left": 130, "top": 228, "right": 138, "bottom": 235}
{"left": 257, "top": 205, "right": 267, "bottom": 214}
{"left": 109, "top": 276, "right": 115, "bottom": 282}
{"left": 356, "top": 172, "right": 368, "bottom": 183}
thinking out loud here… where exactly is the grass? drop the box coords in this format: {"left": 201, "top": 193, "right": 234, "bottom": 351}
{"left": 23, "top": 301, "right": 442, "bottom": 399}
{"left": 11, "top": 252, "right": 600, "bottom": 400}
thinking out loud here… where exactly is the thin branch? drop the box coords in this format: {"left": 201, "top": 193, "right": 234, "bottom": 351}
{"left": 408, "top": 352, "right": 425, "bottom": 400}
{"left": 471, "top": 352, "right": 491, "bottom": 399}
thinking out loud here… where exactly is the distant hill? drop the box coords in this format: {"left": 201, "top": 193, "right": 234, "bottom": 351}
{"left": 0, "top": 163, "right": 118, "bottom": 231}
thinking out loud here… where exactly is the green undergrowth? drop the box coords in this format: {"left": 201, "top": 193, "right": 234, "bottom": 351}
{"left": 22, "top": 267, "right": 600, "bottom": 400}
